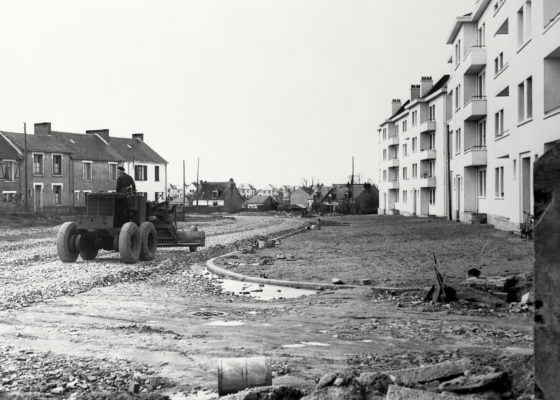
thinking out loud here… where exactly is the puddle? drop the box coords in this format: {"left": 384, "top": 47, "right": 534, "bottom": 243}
{"left": 282, "top": 342, "right": 330, "bottom": 348}
{"left": 205, "top": 269, "right": 316, "bottom": 300}
{"left": 203, "top": 320, "right": 245, "bottom": 326}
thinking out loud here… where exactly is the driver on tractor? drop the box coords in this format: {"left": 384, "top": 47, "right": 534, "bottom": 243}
{"left": 116, "top": 166, "right": 136, "bottom": 194}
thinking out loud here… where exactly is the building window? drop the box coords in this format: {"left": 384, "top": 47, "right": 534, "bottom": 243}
{"left": 109, "top": 163, "right": 117, "bottom": 181}
{"left": 155, "top": 166, "right": 160, "bottom": 182}
{"left": 52, "top": 154, "right": 62, "bottom": 176}
{"left": 402, "top": 190, "right": 408, "bottom": 204}
{"left": 478, "top": 169, "right": 487, "bottom": 197}
{"left": 513, "top": 159, "right": 517, "bottom": 180}
{"left": 403, "top": 120, "right": 407, "bottom": 132}
{"left": 477, "top": 70, "right": 486, "bottom": 97}
{"left": 544, "top": 0, "right": 560, "bottom": 28}
{"left": 412, "top": 137, "right": 418, "bottom": 152}
{"left": 427, "top": 132, "right": 435, "bottom": 149}
{"left": 455, "top": 129, "right": 462, "bottom": 154}
{"left": 429, "top": 105, "right": 436, "bottom": 121}
{"left": 477, "top": 120, "right": 487, "bottom": 147}
{"left": 412, "top": 163, "right": 418, "bottom": 179}
{"left": 495, "top": 166, "right": 505, "bottom": 198}
{"left": 517, "top": 1, "right": 532, "bottom": 48}
{"left": 383, "top": 170, "right": 387, "bottom": 182}
{"left": 383, "top": 149, "right": 387, "bottom": 160}
{"left": 478, "top": 22, "right": 486, "bottom": 46}
{"left": 495, "top": 109, "right": 505, "bottom": 136}
{"left": 429, "top": 189, "right": 436, "bottom": 205}
{"left": 455, "top": 39, "right": 461, "bottom": 66}
{"left": 494, "top": 52, "right": 504, "bottom": 75}
{"left": 395, "top": 125, "right": 399, "bottom": 135}
{"left": 53, "top": 184, "right": 62, "bottom": 205}
{"left": 1, "top": 161, "right": 18, "bottom": 181}
{"left": 411, "top": 111, "right": 417, "bottom": 126}
{"left": 518, "top": 76, "right": 533, "bottom": 122}
{"left": 33, "top": 153, "right": 44, "bottom": 175}
{"left": 455, "top": 85, "right": 461, "bottom": 110}
{"left": 74, "top": 191, "right": 80, "bottom": 201}
{"left": 544, "top": 46, "right": 560, "bottom": 114}
{"left": 83, "top": 161, "right": 92, "bottom": 181}
{"left": 382, "top": 128, "right": 387, "bottom": 140}
{"left": 403, "top": 167, "right": 408, "bottom": 180}
{"left": 135, "top": 165, "right": 148, "bottom": 181}
{"left": 403, "top": 144, "right": 408, "bottom": 157}
{"left": 428, "top": 160, "right": 435, "bottom": 177}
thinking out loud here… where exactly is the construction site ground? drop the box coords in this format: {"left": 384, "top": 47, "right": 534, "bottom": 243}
{"left": 0, "top": 214, "right": 534, "bottom": 399}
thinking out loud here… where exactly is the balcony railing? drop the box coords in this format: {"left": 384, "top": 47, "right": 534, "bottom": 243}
{"left": 419, "top": 147, "right": 436, "bottom": 160}
{"left": 464, "top": 145, "right": 487, "bottom": 166}
{"left": 418, "top": 120, "right": 436, "bottom": 133}
{"left": 464, "top": 96, "right": 487, "bottom": 121}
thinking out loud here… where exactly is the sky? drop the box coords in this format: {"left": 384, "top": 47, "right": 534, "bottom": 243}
{"left": 0, "top": 0, "right": 474, "bottom": 188}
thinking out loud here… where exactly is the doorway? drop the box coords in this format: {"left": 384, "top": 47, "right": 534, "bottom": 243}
{"left": 521, "top": 156, "right": 531, "bottom": 219}
{"left": 34, "top": 184, "right": 42, "bottom": 212}
{"left": 413, "top": 189, "right": 417, "bottom": 215}
{"left": 456, "top": 176, "right": 462, "bottom": 221}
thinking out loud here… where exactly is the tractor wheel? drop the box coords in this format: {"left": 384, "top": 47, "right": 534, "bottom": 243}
{"left": 189, "top": 246, "right": 197, "bottom": 253}
{"left": 119, "top": 222, "right": 141, "bottom": 264}
{"left": 139, "top": 222, "right": 157, "bottom": 261}
{"left": 79, "top": 237, "right": 98, "bottom": 260}
{"left": 57, "top": 222, "right": 79, "bottom": 262}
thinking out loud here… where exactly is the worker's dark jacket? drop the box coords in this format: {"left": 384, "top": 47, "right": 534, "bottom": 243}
{"left": 116, "top": 173, "right": 136, "bottom": 194}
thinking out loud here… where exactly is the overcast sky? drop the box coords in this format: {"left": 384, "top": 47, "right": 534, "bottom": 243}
{"left": 0, "top": 0, "right": 473, "bottom": 188}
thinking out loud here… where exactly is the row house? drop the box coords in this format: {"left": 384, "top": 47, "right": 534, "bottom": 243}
{"left": 377, "top": 76, "right": 451, "bottom": 218}
{"left": 0, "top": 122, "right": 167, "bottom": 211}
{"left": 446, "top": 0, "right": 560, "bottom": 230}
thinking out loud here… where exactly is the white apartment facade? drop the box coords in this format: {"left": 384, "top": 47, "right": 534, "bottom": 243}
{"left": 447, "top": 0, "right": 560, "bottom": 230}
{"left": 378, "top": 76, "right": 451, "bottom": 218}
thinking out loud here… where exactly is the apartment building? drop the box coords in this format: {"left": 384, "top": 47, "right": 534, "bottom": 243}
{"left": 377, "top": 76, "right": 451, "bottom": 218}
{"left": 0, "top": 123, "right": 167, "bottom": 211}
{"left": 447, "top": 0, "right": 560, "bottom": 230}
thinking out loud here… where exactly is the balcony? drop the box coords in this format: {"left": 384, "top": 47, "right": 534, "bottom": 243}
{"left": 386, "top": 158, "right": 399, "bottom": 167}
{"left": 464, "top": 96, "right": 487, "bottom": 121}
{"left": 387, "top": 135, "right": 399, "bottom": 146}
{"left": 419, "top": 147, "right": 436, "bottom": 160}
{"left": 387, "top": 179, "right": 400, "bottom": 189}
{"left": 419, "top": 176, "right": 436, "bottom": 188}
{"left": 418, "top": 120, "right": 436, "bottom": 133}
{"left": 464, "top": 146, "right": 487, "bottom": 166}
{"left": 464, "top": 46, "right": 487, "bottom": 74}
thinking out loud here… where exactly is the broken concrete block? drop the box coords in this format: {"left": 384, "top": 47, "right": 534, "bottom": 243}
{"left": 332, "top": 278, "right": 344, "bottom": 285}
{"left": 128, "top": 381, "right": 140, "bottom": 394}
{"left": 438, "top": 371, "right": 508, "bottom": 392}
{"left": 285, "top": 254, "right": 295, "bottom": 261}
{"left": 220, "top": 385, "right": 303, "bottom": 400}
{"left": 386, "top": 385, "right": 470, "bottom": 399}
{"left": 520, "top": 291, "right": 533, "bottom": 304}
{"left": 357, "top": 372, "right": 392, "bottom": 394}
{"left": 276, "top": 254, "right": 286, "bottom": 260}
{"left": 386, "top": 359, "right": 471, "bottom": 386}
{"left": 360, "top": 279, "right": 372, "bottom": 286}
{"left": 316, "top": 372, "right": 337, "bottom": 389}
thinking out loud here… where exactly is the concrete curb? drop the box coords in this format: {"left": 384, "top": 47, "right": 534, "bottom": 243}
{"left": 205, "top": 226, "right": 422, "bottom": 294}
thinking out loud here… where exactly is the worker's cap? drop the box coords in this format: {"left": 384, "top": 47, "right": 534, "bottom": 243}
{"left": 117, "top": 166, "right": 125, "bottom": 171}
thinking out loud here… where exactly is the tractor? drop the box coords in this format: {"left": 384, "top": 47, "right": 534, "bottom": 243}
{"left": 56, "top": 192, "right": 205, "bottom": 264}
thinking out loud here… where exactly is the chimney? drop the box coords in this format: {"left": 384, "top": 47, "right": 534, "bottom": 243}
{"left": 34, "top": 122, "right": 52, "bottom": 136}
{"left": 420, "top": 76, "right": 433, "bottom": 97}
{"left": 132, "top": 133, "right": 144, "bottom": 142}
{"left": 410, "top": 84, "right": 421, "bottom": 100}
{"left": 86, "top": 129, "right": 110, "bottom": 142}
{"left": 391, "top": 99, "right": 402, "bottom": 115}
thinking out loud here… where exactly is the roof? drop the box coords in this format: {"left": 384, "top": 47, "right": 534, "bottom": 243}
{"left": 0, "top": 130, "right": 166, "bottom": 164}
{"left": 424, "top": 75, "right": 449, "bottom": 98}
{"left": 246, "top": 194, "right": 275, "bottom": 204}
{"left": 0, "top": 133, "right": 22, "bottom": 159}
{"left": 446, "top": 0, "right": 491, "bottom": 44}
{"left": 194, "top": 181, "right": 231, "bottom": 200}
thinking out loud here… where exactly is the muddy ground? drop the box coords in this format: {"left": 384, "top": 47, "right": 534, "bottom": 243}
{"left": 0, "top": 214, "right": 534, "bottom": 399}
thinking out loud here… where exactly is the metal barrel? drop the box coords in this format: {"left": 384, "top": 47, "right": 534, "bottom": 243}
{"left": 217, "top": 356, "right": 272, "bottom": 395}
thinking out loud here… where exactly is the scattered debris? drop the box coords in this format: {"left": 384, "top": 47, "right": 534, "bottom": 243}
{"left": 332, "top": 278, "right": 344, "bottom": 285}
{"left": 258, "top": 256, "right": 274, "bottom": 266}
{"left": 467, "top": 268, "right": 481, "bottom": 278}
{"left": 424, "top": 254, "right": 457, "bottom": 303}
{"left": 438, "top": 371, "right": 509, "bottom": 393}
{"left": 360, "top": 279, "right": 372, "bottom": 286}
{"left": 386, "top": 358, "right": 471, "bottom": 386}
{"left": 462, "top": 273, "right": 533, "bottom": 302}
{"left": 386, "top": 385, "right": 467, "bottom": 399}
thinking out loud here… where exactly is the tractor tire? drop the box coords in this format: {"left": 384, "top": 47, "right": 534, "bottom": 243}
{"left": 79, "top": 237, "right": 98, "bottom": 261}
{"left": 139, "top": 222, "right": 157, "bottom": 261}
{"left": 57, "top": 222, "right": 79, "bottom": 262}
{"left": 119, "top": 222, "right": 141, "bottom": 264}
{"left": 189, "top": 246, "right": 197, "bottom": 253}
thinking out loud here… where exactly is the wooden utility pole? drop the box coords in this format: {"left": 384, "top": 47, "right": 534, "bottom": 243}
{"left": 24, "top": 122, "right": 28, "bottom": 211}
{"left": 182, "top": 159, "right": 186, "bottom": 210}
{"left": 195, "top": 157, "right": 200, "bottom": 213}
{"left": 350, "top": 156, "right": 355, "bottom": 215}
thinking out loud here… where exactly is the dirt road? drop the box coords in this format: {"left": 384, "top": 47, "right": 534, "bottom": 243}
{"left": 0, "top": 215, "right": 534, "bottom": 399}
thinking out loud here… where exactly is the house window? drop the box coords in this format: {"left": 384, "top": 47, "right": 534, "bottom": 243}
{"left": 544, "top": 46, "right": 560, "bottom": 114}
{"left": 495, "top": 109, "right": 505, "bottom": 136}
{"left": 412, "top": 163, "right": 418, "bottom": 178}
{"left": 494, "top": 52, "right": 504, "bottom": 75}
{"left": 478, "top": 22, "right": 486, "bottom": 46}
{"left": 455, "top": 129, "right": 462, "bottom": 154}
{"left": 477, "top": 70, "right": 486, "bottom": 97}
{"left": 402, "top": 190, "right": 408, "bottom": 204}
{"left": 382, "top": 128, "right": 387, "bottom": 139}
{"left": 429, "top": 188, "right": 436, "bottom": 205}
{"left": 411, "top": 111, "right": 417, "bottom": 126}
{"left": 52, "top": 154, "right": 62, "bottom": 176}
{"left": 403, "top": 144, "right": 408, "bottom": 157}
{"left": 455, "top": 39, "right": 461, "bottom": 66}
{"left": 478, "top": 169, "right": 487, "bottom": 197}
{"left": 395, "top": 125, "right": 399, "bottom": 135}
{"left": 52, "top": 184, "right": 62, "bottom": 205}
{"left": 403, "top": 120, "right": 407, "bottom": 132}
{"left": 477, "top": 120, "right": 487, "bottom": 147}
{"left": 403, "top": 167, "right": 408, "bottom": 180}
{"left": 428, "top": 160, "right": 435, "bottom": 177}
{"left": 1, "top": 161, "right": 17, "bottom": 181}
{"left": 429, "top": 105, "right": 436, "bottom": 121}
{"left": 383, "top": 149, "right": 387, "bottom": 160}
{"left": 33, "top": 153, "right": 44, "bottom": 175}
{"left": 383, "top": 170, "right": 387, "bottom": 182}
{"left": 109, "top": 163, "right": 117, "bottom": 181}
{"left": 518, "top": 76, "right": 533, "bottom": 122}
{"left": 517, "top": 1, "right": 532, "bottom": 48}
{"left": 427, "top": 132, "right": 435, "bottom": 149}
{"left": 83, "top": 161, "right": 92, "bottom": 181}
{"left": 74, "top": 191, "right": 80, "bottom": 201}
{"left": 495, "top": 166, "right": 504, "bottom": 198}
{"left": 134, "top": 165, "right": 148, "bottom": 181}
{"left": 155, "top": 166, "right": 160, "bottom": 182}
{"left": 412, "top": 137, "right": 418, "bottom": 152}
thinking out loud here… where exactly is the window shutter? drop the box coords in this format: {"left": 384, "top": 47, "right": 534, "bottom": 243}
{"left": 0, "top": 162, "right": 4, "bottom": 179}
{"left": 14, "top": 163, "right": 20, "bottom": 179}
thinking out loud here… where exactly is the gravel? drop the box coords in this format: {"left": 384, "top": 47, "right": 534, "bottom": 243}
{"left": 0, "top": 215, "right": 307, "bottom": 311}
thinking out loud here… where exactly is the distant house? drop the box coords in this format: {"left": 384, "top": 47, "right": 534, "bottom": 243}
{"left": 193, "top": 179, "right": 243, "bottom": 212}
{"left": 290, "top": 187, "right": 314, "bottom": 209}
{"left": 237, "top": 183, "right": 256, "bottom": 199}
{"left": 0, "top": 123, "right": 167, "bottom": 211}
{"left": 245, "top": 194, "right": 278, "bottom": 211}
{"left": 0, "top": 133, "right": 24, "bottom": 205}
{"left": 328, "top": 183, "right": 378, "bottom": 214}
